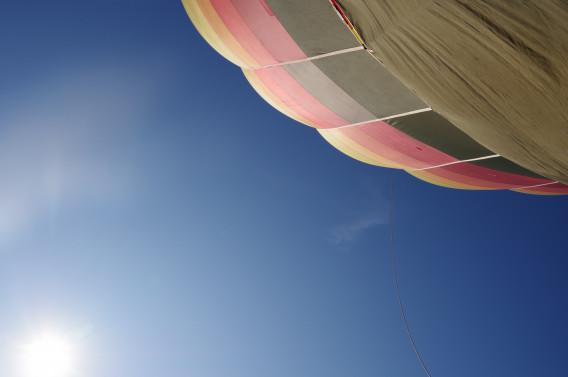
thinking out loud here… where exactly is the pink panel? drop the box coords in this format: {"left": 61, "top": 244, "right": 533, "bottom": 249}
{"left": 210, "top": 0, "right": 278, "bottom": 66}
{"left": 232, "top": 0, "right": 307, "bottom": 62}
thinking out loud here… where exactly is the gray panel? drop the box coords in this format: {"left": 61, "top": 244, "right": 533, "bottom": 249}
{"left": 284, "top": 61, "right": 376, "bottom": 124}
{"left": 313, "top": 50, "right": 427, "bottom": 118}
{"left": 471, "top": 157, "right": 547, "bottom": 179}
{"left": 267, "top": 0, "right": 361, "bottom": 57}
{"left": 386, "top": 112, "right": 545, "bottom": 178}
{"left": 386, "top": 112, "right": 493, "bottom": 160}
{"left": 339, "top": 0, "right": 568, "bottom": 184}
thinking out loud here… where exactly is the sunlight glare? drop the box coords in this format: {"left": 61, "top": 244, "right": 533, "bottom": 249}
{"left": 21, "top": 332, "right": 74, "bottom": 377}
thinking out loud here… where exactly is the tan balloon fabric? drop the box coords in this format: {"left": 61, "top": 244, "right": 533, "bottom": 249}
{"left": 339, "top": 0, "right": 568, "bottom": 184}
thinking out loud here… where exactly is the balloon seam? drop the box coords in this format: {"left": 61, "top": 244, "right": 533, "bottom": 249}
{"left": 245, "top": 46, "right": 365, "bottom": 70}
{"left": 331, "top": 108, "right": 433, "bottom": 129}
{"left": 513, "top": 181, "right": 559, "bottom": 190}
{"left": 410, "top": 154, "right": 501, "bottom": 171}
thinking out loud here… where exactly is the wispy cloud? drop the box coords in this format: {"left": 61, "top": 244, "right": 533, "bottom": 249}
{"left": 329, "top": 213, "right": 385, "bottom": 244}
{"left": 328, "top": 181, "right": 389, "bottom": 246}
{"left": 0, "top": 57, "right": 170, "bottom": 242}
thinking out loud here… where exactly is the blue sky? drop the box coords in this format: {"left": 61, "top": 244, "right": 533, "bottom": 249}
{"left": 1, "top": 1, "right": 567, "bottom": 376}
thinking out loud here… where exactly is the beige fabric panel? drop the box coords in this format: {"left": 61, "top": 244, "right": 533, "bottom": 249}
{"left": 339, "top": 0, "right": 568, "bottom": 184}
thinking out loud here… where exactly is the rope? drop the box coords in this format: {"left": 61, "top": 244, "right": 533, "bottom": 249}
{"left": 390, "top": 171, "right": 433, "bottom": 377}
{"left": 329, "top": 0, "right": 367, "bottom": 48}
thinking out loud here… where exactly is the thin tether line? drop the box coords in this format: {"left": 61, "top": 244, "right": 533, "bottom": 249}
{"left": 390, "top": 171, "right": 433, "bottom": 377}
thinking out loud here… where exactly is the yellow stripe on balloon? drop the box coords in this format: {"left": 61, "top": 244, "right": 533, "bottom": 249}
{"left": 407, "top": 169, "right": 493, "bottom": 190}
{"left": 182, "top": 0, "right": 258, "bottom": 68}
{"left": 319, "top": 129, "right": 411, "bottom": 169}
{"left": 511, "top": 188, "right": 564, "bottom": 195}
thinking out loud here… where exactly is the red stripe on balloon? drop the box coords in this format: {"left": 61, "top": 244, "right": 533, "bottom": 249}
{"left": 256, "top": 0, "right": 274, "bottom": 16}
{"left": 429, "top": 163, "right": 555, "bottom": 189}
{"left": 210, "top": 0, "right": 306, "bottom": 66}
{"left": 355, "top": 122, "right": 458, "bottom": 169}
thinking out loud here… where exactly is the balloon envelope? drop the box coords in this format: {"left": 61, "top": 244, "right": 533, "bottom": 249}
{"left": 183, "top": 0, "right": 568, "bottom": 195}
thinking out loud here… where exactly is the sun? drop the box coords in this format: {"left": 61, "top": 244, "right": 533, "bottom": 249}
{"left": 21, "top": 332, "right": 75, "bottom": 377}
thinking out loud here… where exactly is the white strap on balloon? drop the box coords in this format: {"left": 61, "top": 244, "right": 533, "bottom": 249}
{"left": 246, "top": 46, "right": 365, "bottom": 70}
{"left": 410, "top": 154, "right": 501, "bottom": 171}
{"left": 332, "top": 108, "right": 434, "bottom": 129}
{"left": 513, "top": 181, "right": 559, "bottom": 190}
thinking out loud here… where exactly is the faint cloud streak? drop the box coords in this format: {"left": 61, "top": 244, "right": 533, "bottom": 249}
{"left": 329, "top": 213, "right": 385, "bottom": 245}
{"left": 328, "top": 180, "right": 389, "bottom": 246}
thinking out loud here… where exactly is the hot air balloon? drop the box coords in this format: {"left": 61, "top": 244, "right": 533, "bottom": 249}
{"left": 182, "top": 0, "right": 568, "bottom": 195}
